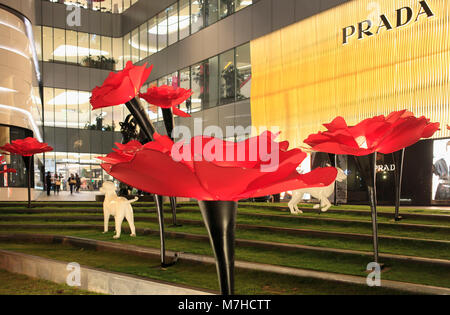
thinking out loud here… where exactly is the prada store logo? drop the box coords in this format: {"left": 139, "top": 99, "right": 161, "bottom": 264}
{"left": 342, "top": 0, "right": 435, "bottom": 45}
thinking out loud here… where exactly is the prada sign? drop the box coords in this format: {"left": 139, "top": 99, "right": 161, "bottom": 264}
{"left": 342, "top": 0, "right": 434, "bottom": 45}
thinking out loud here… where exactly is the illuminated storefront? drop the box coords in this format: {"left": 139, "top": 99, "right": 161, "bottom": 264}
{"left": 250, "top": 0, "right": 450, "bottom": 205}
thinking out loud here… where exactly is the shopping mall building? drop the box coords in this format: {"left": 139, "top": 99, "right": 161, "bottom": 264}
{"left": 0, "top": 0, "right": 448, "bottom": 205}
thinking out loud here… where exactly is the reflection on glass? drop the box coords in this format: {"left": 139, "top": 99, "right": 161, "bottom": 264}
{"left": 53, "top": 28, "right": 65, "bottom": 62}
{"left": 148, "top": 17, "right": 158, "bottom": 55}
{"left": 236, "top": 43, "right": 251, "bottom": 100}
{"left": 44, "top": 87, "right": 54, "bottom": 127}
{"left": 78, "top": 32, "right": 90, "bottom": 66}
{"left": 66, "top": 30, "right": 78, "bottom": 64}
{"left": 219, "top": 49, "right": 235, "bottom": 105}
{"left": 113, "top": 37, "right": 123, "bottom": 70}
{"left": 179, "top": 0, "right": 190, "bottom": 40}
{"left": 236, "top": 0, "right": 252, "bottom": 12}
{"left": 220, "top": 0, "right": 235, "bottom": 18}
{"left": 139, "top": 22, "right": 148, "bottom": 60}
{"left": 205, "top": 56, "right": 219, "bottom": 109}
{"left": 191, "top": 0, "right": 204, "bottom": 34}
{"left": 53, "top": 88, "right": 67, "bottom": 128}
{"left": 168, "top": 4, "right": 179, "bottom": 45}
{"left": 207, "top": 0, "right": 219, "bottom": 26}
{"left": 179, "top": 67, "right": 191, "bottom": 113}
{"left": 131, "top": 28, "right": 140, "bottom": 63}
{"left": 157, "top": 11, "right": 168, "bottom": 51}
{"left": 123, "top": 32, "right": 131, "bottom": 64}
{"left": 42, "top": 26, "right": 53, "bottom": 62}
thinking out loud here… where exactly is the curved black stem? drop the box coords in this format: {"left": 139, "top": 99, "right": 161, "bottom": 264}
{"left": 198, "top": 200, "right": 238, "bottom": 295}
{"left": 328, "top": 153, "right": 338, "bottom": 206}
{"left": 161, "top": 107, "right": 179, "bottom": 227}
{"left": 125, "top": 98, "right": 169, "bottom": 267}
{"left": 392, "top": 149, "right": 405, "bottom": 222}
{"left": 354, "top": 153, "right": 379, "bottom": 264}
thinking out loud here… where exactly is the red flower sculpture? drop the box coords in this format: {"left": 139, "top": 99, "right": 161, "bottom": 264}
{"left": 0, "top": 155, "right": 16, "bottom": 174}
{"left": 0, "top": 137, "right": 53, "bottom": 157}
{"left": 90, "top": 61, "right": 153, "bottom": 110}
{"left": 99, "top": 131, "right": 337, "bottom": 201}
{"left": 139, "top": 85, "right": 193, "bottom": 117}
{"left": 304, "top": 110, "right": 440, "bottom": 156}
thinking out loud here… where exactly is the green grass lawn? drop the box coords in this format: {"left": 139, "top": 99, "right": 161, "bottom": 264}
{"left": 0, "top": 269, "right": 98, "bottom": 295}
{"left": 1, "top": 217, "right": 449, "bottom": 260}
{"left": 1, "top": 228, "right": 449, "bottom": 289}
{"left": 0, "top": 242, "right": 411, "bottom": 295}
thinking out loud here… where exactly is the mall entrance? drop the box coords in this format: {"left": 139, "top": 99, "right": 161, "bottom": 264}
{"left": 55, "top": 163, "right": 112, "bottom": 191}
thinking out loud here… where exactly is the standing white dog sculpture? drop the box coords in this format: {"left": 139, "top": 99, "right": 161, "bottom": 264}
{"left": 288, "top": 167, "right": 347, "bottom": 214}
{"left": 100, "top": 181, "right": 138, "bottom": 239}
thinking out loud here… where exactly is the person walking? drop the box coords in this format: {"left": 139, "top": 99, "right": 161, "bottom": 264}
{"left": 69, "top": 174, "right": 76, "bottom": 195}
{"left": 45, "top": 172, "right": 51, "bottom": 196}
{"left": 55, "top": 174, "right": 61, "bottom": 195}
{"left": 75, "top": 174, "right": 81, "bottom": 193}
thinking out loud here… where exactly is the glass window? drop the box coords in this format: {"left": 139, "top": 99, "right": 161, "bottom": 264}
{"left": 44, "top": 87, "right": 54, "bottom": 127}
{"left": 66, "top": 90, "right": 79, "bottom": 129}
{"left": 101, "top": 36, "right": 113, "bottom": 69}
{"left": 100, "top": 0, "right": 113, "bottom": 13}
{"left": 112, "top": 0, "right": 122, "bottom": 13}
{"left": 113, "top": 37, "right": 123, "bottom": 70}
{"left": 53, "top": 88, "right": 67, "bottom": 128}
{"left": 66, "top": 30, "right": 78, "bottom": 65}
{"left": 123, "top": 0, "right": 131, "bottom": 12}
{"left": 157, "top": 10, "right": 168, "bottom": 51}
{"left": 220, "top": 0, "right": 235, "bottom": 18}
{"left": 131, "top": 28, "right": 140, "bottom": 63}
{"left": 167, "top": 72, "right": 179, "bottom": 87}
{"left": 235, "top": 43, "right": 251, "bottom": 100}
{"left": 219, "top": 49, "right": 235, "bottom": 104}
{"left": 123, "top": 32, "right": 131, "bottom": 64}
{"left": 78, "top": 90, "right": 91, "bottom": 129}
{"left": 179, "top": 0, "right": 190, "bottom": 40}
{"left": 34, "top": 26, "right": 42, "bottom": 61}
{"left": 191, "top": 0, "right": 203, "bottom": 34}
{"left": 236, "top": 0, "right": 252, "bottom": 11}
{"left": 42, "top": 26, "right": 53, "bottom": 62}
{"left": 148, "top": 17, "right": 157, "bottom": 55}
{"left": 179, "top": 67, "right": 191, "bottom": 114}
{"left": 167, "top": 3, "right": 178, "bottom": 46}
{"left": 53, "top": 28, "right": 65, "bottom": 63}
{"left": 139, "top": 22, "right": 148, "bottom": 60}
{"left": 205, "top": 56, "right": 219, "bottom": 109}
{"left": 78, "top": 32, "right": 90, "bottom": 67}
{"left": 89, "top": 34, "right": 101, "bottom": 65}
{"left": 207, "top": 0, "right": 219, "bottom": 26}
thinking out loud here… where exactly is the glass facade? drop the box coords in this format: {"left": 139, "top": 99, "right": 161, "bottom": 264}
{"left": 39, "top": 1, "right": 254, "bottom": 70}
{"left": 46, "top": 0, "right": 140, "bottom": 14}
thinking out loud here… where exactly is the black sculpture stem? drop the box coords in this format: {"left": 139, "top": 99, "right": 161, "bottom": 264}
{"left": 328, "top": 153, "right": 338, "bottom": 206}
{"left": 392, "top": 149, "right": 405, "bottom": 222}
{"left": 22, "top": 155, "right": 33, "bottom": 209}
{"left": 125, "top": 98, "right": 169, "bottom": 267}
{"left": 354, "top": 153, "right": 380, "bottom": 264}
{"left": 198, "top": 200, "right": 237, "bottom": 295}
{"left": 161, "top": 107, "right": 180, "bottom": 227}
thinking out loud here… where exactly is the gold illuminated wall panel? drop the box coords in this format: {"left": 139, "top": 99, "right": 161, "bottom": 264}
{"left": 250, "top": 0, "right": 450, "bottom": 148}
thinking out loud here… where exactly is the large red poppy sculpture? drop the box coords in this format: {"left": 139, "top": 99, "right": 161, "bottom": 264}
{"left": 0, "top": 138, "right": 53, "bottom": 208}
{"left": 140, "top": 84, "right": 194, "bottom": 227}
{"left": 91, "top": 61, "right": 181, "bottom": 266}
{"left": 304, "top": 110, "right": 440, "bottom": 262}
{"left": 100, "top": 131, "right": 338, "bottom": 294}
{"left": 139, "top": 85, "right": 193, "bottom": 118}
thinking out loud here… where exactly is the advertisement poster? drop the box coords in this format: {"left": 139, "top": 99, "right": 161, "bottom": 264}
{"left": 432, "top": 139, "right": 450, "bottom": 201}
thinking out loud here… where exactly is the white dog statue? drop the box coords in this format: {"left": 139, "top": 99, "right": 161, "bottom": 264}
{"left": 100, "top": 181, "right": 138, "bottom": 239}
{"left": 288, "top": 167, "right": 347, "bottom": 214}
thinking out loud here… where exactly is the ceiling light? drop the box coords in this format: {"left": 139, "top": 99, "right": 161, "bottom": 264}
{"left": 53, "top": 45, "right": 109, "bottom": 57}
